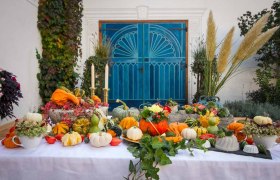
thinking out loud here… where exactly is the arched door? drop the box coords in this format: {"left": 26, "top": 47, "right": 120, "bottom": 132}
{"left": 100, "top": 21, "right": 188, "bottom": 107}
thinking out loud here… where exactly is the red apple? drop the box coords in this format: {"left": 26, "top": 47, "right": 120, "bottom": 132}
{"left": 45, "top": 136, "right": 56, "bottom": 144}
{"left": 110, "top": 137, "right": 122, "bottom": 146}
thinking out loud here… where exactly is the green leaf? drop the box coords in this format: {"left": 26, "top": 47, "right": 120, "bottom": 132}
{"left": 144, "top": 151, "right": 154, "bottom": 161}
{"left": 146, "top": 167, "right": 160, "bottom": 180}
{"left": 159, "top": 154, "right": 172, "bottom": 165}
{"left": 129, "top": 160, "right": 136, "bottom": 174}
{"left": 151, "top": 137, "right": 164, "bottom": 149}
{"left": 154, "top": 149, "right": 164, "bottom": 163}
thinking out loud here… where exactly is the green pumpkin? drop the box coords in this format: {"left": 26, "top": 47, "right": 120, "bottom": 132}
{"left": 112, "top": 99, "right": 140, "bottom": 120}
{"left": 89, "top": 114, "right": 100, "bottom": 133}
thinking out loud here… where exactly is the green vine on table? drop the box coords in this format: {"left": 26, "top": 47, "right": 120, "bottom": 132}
{"left": 125, "top": 135, "right": 206, "bottom": 180}
{"left": 37, "top": 0, "right": 83, "bottom": 103}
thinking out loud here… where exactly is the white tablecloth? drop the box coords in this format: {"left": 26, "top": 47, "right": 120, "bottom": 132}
{"left": 0, "top": 139, "right": 280, "bottom": 180}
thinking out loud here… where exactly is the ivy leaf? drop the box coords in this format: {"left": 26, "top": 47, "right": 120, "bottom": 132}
{"left": 127, "top": 146, "right": 140, "bottom": 158}
{"left": 154, "top": 149, "right": 164, "bottom": 163}
{"left": 159, "top": 154, "right": 172, "bottom": 166}
{"left": 129, "top": 160, "right": 136, "bottom": 174}
{"left": 151, "top": 137, "right": 164, "bottom": 149}
{"left": 144, "top": 151, "right": 154, "bottom": 160}
{"left": 146, "top": 167, "right": 160, "bottom": 180}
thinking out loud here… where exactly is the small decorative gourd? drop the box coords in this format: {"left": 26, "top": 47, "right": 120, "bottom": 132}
{"left": 168, "top": 122, "right": 189, "bottom": 136}
{"left": 52, "top": 122, "right": 69, "bottom": 135}
{"left": 112, "top": 99, "right": 140, "bottom": 120}
{"left": 119, "top": 117, "right": 138, "bottom": 130}
{"left": 61, "top": 131, "right": 82, "bottom": 146}
{"left": 253, "top": 116, "right": 273, "bottom": 125}
{"left": 193, "top": 126, "right": 208, "bottom": 137}
{"left": 127, "top": 126, "right": 143, "bottom": 141}
{"left": 89, "top": 114, "right": 100, "bottom": 133}
{"left": 72, "top": 117, "right": 90, "bottom": 135}
{"left": 89, "top": 132, "right": 112, "bottom": 147}
{"left": 181, "top": 128, "right": 197, "bottom": 140}
{"left": 51, "top": 89, "right": 79, "bottom": 106}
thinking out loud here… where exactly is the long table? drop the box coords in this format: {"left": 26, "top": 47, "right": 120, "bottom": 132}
{"left": 0, "top": 139, "right": 280, "bottom": 180}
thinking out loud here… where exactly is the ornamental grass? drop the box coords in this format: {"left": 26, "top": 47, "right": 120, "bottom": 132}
{"left": 204, "top": 11, "right": 279, "bottom": 96}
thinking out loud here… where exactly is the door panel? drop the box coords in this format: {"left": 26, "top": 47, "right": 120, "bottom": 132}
{"left": 100, "top": 21, "right": 187, "bottom": 107}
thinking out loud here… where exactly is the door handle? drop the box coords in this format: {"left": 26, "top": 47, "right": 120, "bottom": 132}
{"left": 139, "top": 67, "right": 144, "bottom": 73}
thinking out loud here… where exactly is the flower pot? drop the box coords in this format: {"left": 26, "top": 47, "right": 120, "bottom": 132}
{"left": 12, "top": 135, "right": 43, "bottom": 149}
{"left": 253, "top": 135, "right": 277, "bottom": 150}
{"left": 48, "top": 109, "right": 76, "bottom": 123}
{"left": 170, "top": 105, "right": 178, "bottom": 113}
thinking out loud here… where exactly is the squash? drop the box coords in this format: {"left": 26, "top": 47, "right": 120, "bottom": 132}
{"left": 207, "top": 125, "right": 219, "bottom": 135}
{"left": 234, "top": 131, "right": 246, "bottom": 142}
{"left": 61, "top": 131, "right": 82, "bottom": 146}
{"left": 253, "top": 116, "right": 273, "bottom": 125}
{"left": 181, "top": 128, "right": 197, "bottom": 140}
{"left": 227, "top": 122, "right": 244, "bottom": 132}
{"left": 51, "top": 89, "right": 79, "bottom": 106}
{"left": 109, "top": 126, "right": 122, "bottom": 137}
{"left": 3, "top": 131, "right": 20, "bottom": 149}
{"left": 119, "top": 117, "right": 138, "bottom": 130}
{"left": 74, "top": 88, "right": 85, "bottom": 98}
{"left": 89, "top": 114, "right": 100, "bottom": 133}
{"left": 92, "top": 95, "right": 101, "bottom": 104}
{"left": 3, "top": 136, "right": 20, "bottom": 148}
{"left": 72, "top": 118, "right": 90, "bottom": 135}
{"left": 193, "top": 126, "right": 208, "bottom": 137}
{"left": 25, "top": 112, "right": 42, "bottom": 122}
{"left": 168, "top": 122, "right": 188, "bottom": 136}
{"left": 159, "top": 136, "right": 183, "bottom": 143}
{"left": 112, "top": 99, "right": 140, "bottom": 120}
{"left": 52, "top": 122, "right": 69, "bottom": 135}
{"left": 89, "top": 132, "right": 112, "bottom": 147}
{"left": 107, "top": 129, "right": 117, "bottom": 137}
{"left": 127, "top": 126, "right": 143, "bottom": 141}
{"left": 139, "top": 119, "right": 168, "bottom": 136}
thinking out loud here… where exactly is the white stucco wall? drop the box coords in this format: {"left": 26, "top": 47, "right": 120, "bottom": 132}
{"left": 0, "top": 0, "right": 275, "bottom": 125}
{"left": 82, "top": 0, "right": 275, "bottom": 103}
{"left": 0, "top": 0, "right": 41, "bottom": 125}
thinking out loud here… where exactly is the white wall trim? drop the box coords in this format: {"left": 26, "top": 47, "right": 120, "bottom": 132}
{"left": 25, "top": 0, "right": 38, "bottom": 8}
{"left": 82, "top": 7, "right": 207, "bottom": 102}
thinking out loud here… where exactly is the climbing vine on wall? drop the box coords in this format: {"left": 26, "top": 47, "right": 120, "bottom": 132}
{"left": 37, "top": 0, "right": 83, "bottom": 103}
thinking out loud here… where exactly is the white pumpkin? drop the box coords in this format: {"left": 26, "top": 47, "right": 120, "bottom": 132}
{"left": 25, "top": 112, "right": 42, "bottom": 122}
{"left": 90, "top": 132, "right": 112, "bottom": 147}
{"left": 127, "top": 126, "right": 143, "bottom": 141}
{"left": 181, "top": 128, "right": 197, "bottom": 140}
{"left": 253, "top": 116, "right": 273, "bottom": 125}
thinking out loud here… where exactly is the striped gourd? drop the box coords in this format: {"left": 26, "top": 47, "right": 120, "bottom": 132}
{"left": 193, "top": 126, "right": 208, "bottom": 137}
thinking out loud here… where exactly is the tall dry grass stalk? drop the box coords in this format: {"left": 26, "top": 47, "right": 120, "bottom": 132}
{"left": 244, "top": 26, "right": 279, "bottom": 59}
{"left": 217, "top": 27, "right": 235, "bottom": 73}
{"left": 206, "top": 11, "right": 216, "bottom": 62}
{"left": 202, "top": 11, "right": 278, "bottom": 96}
{"left": 232, "top": 13, "right": 270, "bottom": 65}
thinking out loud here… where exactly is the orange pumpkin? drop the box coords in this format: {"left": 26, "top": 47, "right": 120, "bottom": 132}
{"left": 234, "top": 131, "right": 246, "bottom": 142}
{"left": 92, "top": 95, "right": 101, "bottom": 104}
{"left": 159, "top": 136, "right": 183, "bottom": 143}
{"left": 107, "top": 129, "right": 117, "bottom": 137}
{"left": 51, "top": 89, "right": 79, "bottom": 106}
{"left": 3, "top": 137, "right": 20, "bottom": 148}
{"left": 227, "top": 122, "right": 244, "bottom": 132}
{"left": 139, "top": 119, "right": 168, "bottom": 136}
{"left": 168, "top": 122, "right": 188, "bottom": 136}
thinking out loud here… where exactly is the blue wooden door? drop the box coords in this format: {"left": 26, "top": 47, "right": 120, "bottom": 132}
{"left": 100, "top": 21, "right": 187, "bottom": 107}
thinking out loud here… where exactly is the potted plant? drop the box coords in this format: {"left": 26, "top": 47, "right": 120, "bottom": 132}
{"left": 12, "top": 119, "right": 47, "bottom": 149}
{"left": 243, "top": 116, "right": 280, "bottom": 149}
{"left": 0, "top": 68, "right": 23, "bottom": 120}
